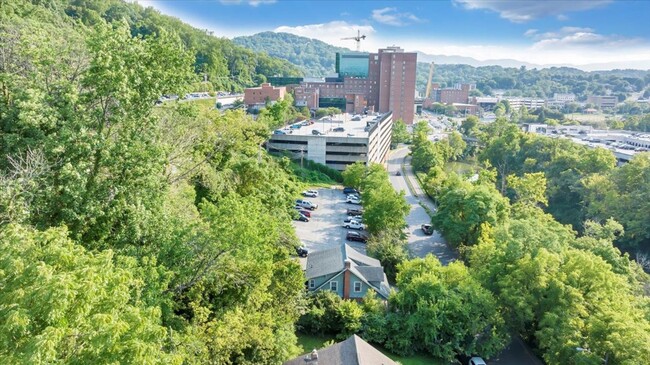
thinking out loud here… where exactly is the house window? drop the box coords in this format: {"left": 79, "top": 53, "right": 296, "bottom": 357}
{"left": 354, "top": 282, "right": 362, "bottom": 292}
{"left": 330, "top": 281, "right": 338, "bottom": 291}
{"left": 309, "top": 279, "right": 315, "bottom": 289}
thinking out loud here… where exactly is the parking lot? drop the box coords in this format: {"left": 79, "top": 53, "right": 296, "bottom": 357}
{"left": 292, "top": 187, "right": 367, "bottom": 255}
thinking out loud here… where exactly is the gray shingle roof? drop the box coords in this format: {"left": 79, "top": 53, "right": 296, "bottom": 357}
{"left": 305, "top": 245, "right": 343, "bottom": 279}
{"left": 283, "top": 335, "right": 397, "bottom": 365}
{"left": 354, "top": 266, "right": 385, "bottom": 283}
{"left": 346, "top": 245, "right": 381, "bottom": 267}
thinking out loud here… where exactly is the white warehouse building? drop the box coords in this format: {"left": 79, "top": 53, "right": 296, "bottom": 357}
{"left": 267, "top": 113, "right": 393, "bottom": 171}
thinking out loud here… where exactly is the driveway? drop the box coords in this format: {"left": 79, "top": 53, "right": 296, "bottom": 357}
{"left": 292, "top": 187, "right": 367, "bottom": 256}
{"left": 387, "top": 146, "right": 457, "bottom": 264}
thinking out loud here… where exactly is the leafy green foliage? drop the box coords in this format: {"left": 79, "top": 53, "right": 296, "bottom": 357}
{"left": 0, "top": 2, "right": 309, "bottom": 363}
{"left": 582, "top": 153, "right": 650, "bottom": 250}
{"left": 392, "top": 119, "right": 411, "bottom": 145}
{"left": 0, "top": 224, "right": 181, "bottom": 364}
{"left": 367, "top": 230, "right": 409, "bottom": 282}
{"left": 431, "top": 179, "right": 510, "bottom": 248}
{"left": 383, "top": 256, "right": 508, "bottom": 361}
{"left": 342, "top": 161, "right": 366, "bottom": 190}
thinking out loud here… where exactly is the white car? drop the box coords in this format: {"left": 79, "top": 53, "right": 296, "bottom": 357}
{"left": 302, "top": 190, "right": 319, "bottom": 198}
{"left": 346, "top": 196, "right": 361, "bottom": 205}
{"left": 343, "top": 220, "right": 365, "bottom": 230}
{"left": 469, "top": 357, "right": 487, "bottom": 365}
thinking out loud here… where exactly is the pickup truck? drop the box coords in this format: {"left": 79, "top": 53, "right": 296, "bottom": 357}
{"left": 343, "top": 220, "right": 365, "bottom": 230}
{"left": 296, "top": 199, "right": 318, "bottom": 210}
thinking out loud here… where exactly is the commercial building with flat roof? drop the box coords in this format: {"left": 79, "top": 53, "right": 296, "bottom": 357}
{"left": 587, "top": 95, "right": 618, "bottom": 109}
{"left": 267, "top": 112, "right": 393, "bottom": 171}
{"left": 244, "top": 83, "right": 286, "bottom": 108}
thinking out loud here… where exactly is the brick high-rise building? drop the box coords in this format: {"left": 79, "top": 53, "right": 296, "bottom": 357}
{"left": 368, "top": 46, "right": 417, "bottom": 124}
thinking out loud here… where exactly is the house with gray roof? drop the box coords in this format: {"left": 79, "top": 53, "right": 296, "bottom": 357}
{"left": 283, "top": 335, "right": 397, "bottom": 365}
{"left": 305, "top": 243, "right": 391, "bottom": 300}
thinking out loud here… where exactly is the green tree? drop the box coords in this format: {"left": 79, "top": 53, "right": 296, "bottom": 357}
{"left": 342, "top": 161, "right": 367, "bottom": 190}
{"left": 460, "top": 115, "right": 479, "bottom": 136}
{"left": 367, "top": 230, "right": 409, "bottom": 282}
{"left": 392, "top": 119, "right": 411, "bottom": 145}
{"left": 385, "top": 256, "right": 508, "bottom": 361}
{"left": 0, "top": 224, "right": 181, "bottom": 364}
{"left": 508, "top": 172, "right": 548, "bottom": 207}
{"left": 432, "top": 180, "right": 510, "bottom": 247}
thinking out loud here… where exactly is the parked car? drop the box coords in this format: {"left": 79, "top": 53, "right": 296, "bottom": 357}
{"left": 343, "top": 187, "right": 359, "bottom": 195}
{"left": 346, "top": 196, "right": 361, "bottom": 205}
{"left": 333, "top": 127, "right": 345, "bottom": 132}
{"left": 297, "top": 213, "right": 310, "bottom": 222}
{"left": 346, "top": 231, "right": 368, "bottom": 243}
{"left": 468, "top": 357, "right": 487, "bottom": 365}
{"left": 293, "top": 207, "right": 311, "bottom": 217}
{"left": 421, "top": 224, "right": 434, "bottom": 235}
{"left": 273, "top": 129, "right": 286, "bottom": 135}
{"left": 347, "top": 208, "right": 364, "bottom": 216}
{"left": 343, "top": 220, "right": 365, "bottom": 230}
{"left": 295, "top": 246, "right": 309, "bottom": 257}
{"left": 343, "top": 216, "right": 363, "bottom": 224}
{"left": 395, "top": 171, "right": 401, "bottom": 176}
{"left": 296, "top": 199, "right": 318, "bottom": 210}
{"left": 302, "top": 190, "right": 319, "bottom": 197}
{"left": 312, "top": 129, "right": 323, "bottom": 135}
{"left": 290, "top": 124, "right": 302, "bottom": 129}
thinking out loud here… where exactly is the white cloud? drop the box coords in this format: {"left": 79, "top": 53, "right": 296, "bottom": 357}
{"left": 523, "top": 26, "right": 644, "bottom": 51}
{"left": 454, "top": 0, "right": 611, "bottom": 22}
{"left": 220, "top": 0, "right": 276, "bottom": 6}
{"left": 371, "top": 7, "right": 423, "bottom": 26}
{"left": 274, "top": 21, "right": 378, "bottom": 51}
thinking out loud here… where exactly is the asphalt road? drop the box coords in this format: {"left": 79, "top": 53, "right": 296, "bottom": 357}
{"left": 387, "top": 146, "right": 457, "bottom": 264}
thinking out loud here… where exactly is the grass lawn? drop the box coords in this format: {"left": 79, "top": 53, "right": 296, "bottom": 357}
{"left": 296, "top": 333, "right": 447, "bottom": 365}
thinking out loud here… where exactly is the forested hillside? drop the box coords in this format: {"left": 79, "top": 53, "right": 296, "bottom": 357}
{"left": 234, "top": 31, "right": 349, "bottom": 77}
{"left": 417, "top": 63, "right": 650, "bottom": 100}
{"left": 49, "top": 0, "right": 300, "bottom": 92}
{"left": 231, "top": 31, "right": 650, "bottom": 100}
{"left": 0, "top": 0, "right": 307, "bottom": 362}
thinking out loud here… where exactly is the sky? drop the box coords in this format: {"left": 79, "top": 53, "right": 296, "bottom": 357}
{"left": 136, "top": 0, "right": 650, "bottom": 69}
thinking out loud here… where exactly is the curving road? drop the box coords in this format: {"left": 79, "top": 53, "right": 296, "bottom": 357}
{"left": 388, "top": 145, "right": 543, "bottom": 365}
{"left": 387, "top": 146, "right": 457, "bottom": 264}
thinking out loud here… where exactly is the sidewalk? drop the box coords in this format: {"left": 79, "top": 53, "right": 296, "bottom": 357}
{"left": 400, "top": 153, "right": 437, "bottom": 215}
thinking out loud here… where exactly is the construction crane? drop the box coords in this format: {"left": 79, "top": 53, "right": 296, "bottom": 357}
{"left": 425, "top": 62, "right": 435, "bottom": 99}
{"left": 341, "top": 30, "right": 366, "bottom": 52}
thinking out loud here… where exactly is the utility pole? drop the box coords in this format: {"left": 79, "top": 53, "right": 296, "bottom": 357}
{"left": 300, "top": 147, "right": 305, "bottom": 169}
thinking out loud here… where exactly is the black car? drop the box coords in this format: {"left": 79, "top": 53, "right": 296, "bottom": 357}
{"left": 346, "top": 231, "right": 368, "bottom": 243}
{"left": 295, "top": 213, "right": 310, "bottom": 222}
{"left": 295, "top": 247, "right": 308, "bottom": 257}
{"left": 343, "top": 187, "right": 359, "bottom": 195}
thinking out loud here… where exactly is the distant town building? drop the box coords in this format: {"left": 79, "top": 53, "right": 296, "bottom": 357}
{"left": 423, "top": 83, "right": 475, "bottom": 107}
{"left": 243, "top": 83, "right": 286, "bottom": 109}
{"left": 267, "top": 112, "right": 393, "bottom": 171}
{"left": 299, "top": 46, "right": 417, "bottom": 124}
{"left": 547, "top": 93, "right": 576, "bottom": 108}
{"left": 504, "top": 97, "right": 546, "bottom": 110}
{"left": 587, "top": 95, "right": 618, "bottom": 109}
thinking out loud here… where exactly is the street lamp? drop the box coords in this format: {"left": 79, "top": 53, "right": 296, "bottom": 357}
{"left": 576, "top": 347, "right": 608, "bottom": 365}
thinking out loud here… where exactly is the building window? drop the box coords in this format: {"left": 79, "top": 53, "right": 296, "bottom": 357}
{"left": 330, "top": 281, "right": 338, "bottom": 291}
{"left": 354, "top": 282, "right": 362, "bottom": 292}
